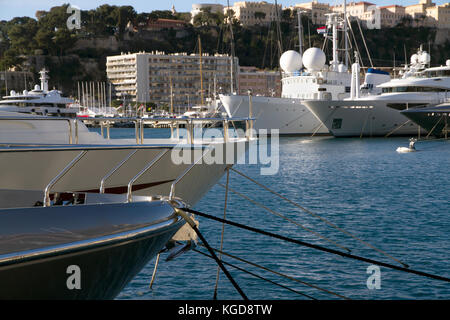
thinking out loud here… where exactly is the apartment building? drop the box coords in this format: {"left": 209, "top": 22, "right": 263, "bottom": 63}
{"left": 331, "top": 0, "right": 449, "bottom": 29}
{"left": 238, "top": 66, "right": 281, "bottom": 97}
{"left": 332, "top": 1, "right": 375, "bottom": 21}
{"left": 379, "top": 5, "right": 407, "bottom": 27}
{"left": 106, "top": 51, "right": 239, "bottom": 107}
{"left": 227, "top": 1, "right": 282, "bottom": 26}
{"left": 290, "top": 1, "right": 332, "bottom": 25}
{"left": 423, "top": 2, "right": 450, "bottom": 28}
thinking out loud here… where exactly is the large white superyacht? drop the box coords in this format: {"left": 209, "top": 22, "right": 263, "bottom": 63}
{"left": 0, "top": 68, "right": 77, "bottom": 118}
{"left": 219, "top": 12, "right": 389, "bottom": 135}
{"left": 304, "top": 48, "right": 450, "bottom": 137}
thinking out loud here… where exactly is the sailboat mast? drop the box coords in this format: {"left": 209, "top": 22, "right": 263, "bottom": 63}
{"left": 227, "top": 0, "right": 235, "bottom": 94}
{"left": 274, "top": 0, "right": 283, "bottom": 58}
{"left": 169, "top": 73, "right": 173, "bottom": 114}
{"left": 344, "top": 0, "right": 348, "bottom": 67}
{"left": 198, "top": 35, "right": 204, "bottom": 106}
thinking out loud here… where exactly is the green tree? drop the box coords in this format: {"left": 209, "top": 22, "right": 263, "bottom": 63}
{"left": 111, "top": 6, "right": 137, "bottom": 39}
{"left": 6, "top": 17, "right": 38, "bottom": 54}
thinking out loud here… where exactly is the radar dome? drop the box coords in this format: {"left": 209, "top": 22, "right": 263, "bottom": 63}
{"left": 419, "top": 52, "right": 430, "bottom": 64}
{"left": 410, "top": 54, "right": 419, "bottom": 64}
{"left": 446, "top": 59, "right": 450, "bottom": 67}
{"left": 279, "top": 50, "right": 303, "bottom": 73}
{"left": 302, "top": 48, "right": 326, "bottom": 71}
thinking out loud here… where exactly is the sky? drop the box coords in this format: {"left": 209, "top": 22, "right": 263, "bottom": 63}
{"left": 0, "top": 0, "right": 449, "bottom": 21}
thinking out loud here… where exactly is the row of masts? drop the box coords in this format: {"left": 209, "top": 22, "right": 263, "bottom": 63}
{"left": 77, "top": 81, "right": 112, "bottom": 113}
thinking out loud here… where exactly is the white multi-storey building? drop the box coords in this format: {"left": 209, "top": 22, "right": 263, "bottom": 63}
{"left": 106, "top": 51, "right": 238, "bottom": 107}
{"left": 227, "top": 1, "right": 282, "bottom": 26}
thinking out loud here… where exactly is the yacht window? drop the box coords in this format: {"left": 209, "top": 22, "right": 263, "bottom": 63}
{"left": 382, "top": 86, "right": 448, "bottom": 93}
{"left": 332, "top": 118, "right": 342, "bottom": 129}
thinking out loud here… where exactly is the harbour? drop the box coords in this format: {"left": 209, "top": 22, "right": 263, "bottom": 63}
{"left": 97, "top": 128, "right": 449, "bottom": 300}
{"left": 0, "top": 0, "right": 449, "bottom": 304}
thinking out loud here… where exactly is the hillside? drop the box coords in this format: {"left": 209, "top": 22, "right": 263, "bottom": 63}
{"left": 1, "top": 4, "right": 449, "bottom": 96}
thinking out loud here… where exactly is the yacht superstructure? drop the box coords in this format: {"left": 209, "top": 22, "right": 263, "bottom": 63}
{"left": 0, "top": 69, "right": 77, "bottom": 117}
{"left": 219, "top": 12, "right": 389, "bottom": 135}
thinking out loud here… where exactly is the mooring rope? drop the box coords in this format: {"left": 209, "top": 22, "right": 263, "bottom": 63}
{"left": 196, "top": 243, "right": 350, "bottom": 300}
{"left": 217, "top": 182, "right": 351, "bottom": 253}
{"left": 229, "top": 167, "right": 410, "bottom": 268}
{"left": 425, "top": 115, "right": 444, "bottom": 139}
{"left": 385, "top": 119, "right": 411, "bottom": 138}
{"left": 174, "top": 208, "right": 248, "bottom": 300}
{"left": 192, "top": 247, "right": 318, "bottom": 300}
{"left": 181, "top": 208, "right": 450, "bottom": 284}
{"left": 213, "top": 167, "right": 230, "bottom": 299}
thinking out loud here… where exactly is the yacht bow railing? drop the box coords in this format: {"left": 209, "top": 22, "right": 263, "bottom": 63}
{"left": 0, "top": 116, "right": 255, "bottom": 145}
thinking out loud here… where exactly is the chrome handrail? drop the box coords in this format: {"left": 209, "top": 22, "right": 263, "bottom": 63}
{"left": 169, "top": 147, "right": 212, "bottom": 200}
{"left": 0, "top": 115, "right": 256, "bottom": 145}
{"left": 100, "top": 149, "right": 139, "bottom": 193}
{"left": 43, "top": 150, "right": 88, "bottom": 207}
{"left": 0, "top": 116, "right": 77, "bottom": 144}
{"left": 127, "top": 148, "right": 170, "bottom": 202}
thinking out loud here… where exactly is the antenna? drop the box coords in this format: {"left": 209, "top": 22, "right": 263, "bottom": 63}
{"left": 343, "top": 0, "right": 348, "bottom": 67}
{"left": 297, "top": 10, "right": 306, "bottom": 55}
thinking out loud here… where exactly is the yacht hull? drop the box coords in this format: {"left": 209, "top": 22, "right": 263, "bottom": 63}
{"left": 0, "top": 200, "right": 184, "bottom": 299}
{"left": 304, "top": 99, "right": 424, "bottom": 137}
{"left": 401, "top": 106, "right": 450, "bottom": 137}
{"left": 0, "top": 142, "right": 248, "bottom": 207}
{"left": 220, "top": 94, "right": 329, "bottom": 135}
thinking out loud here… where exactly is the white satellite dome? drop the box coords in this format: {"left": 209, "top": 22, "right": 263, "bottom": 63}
{"left": 446, "top": 59, "right": 450, "bottom": 67}
{"left": 302, "top": 48, "right": 326, "bottom": 71}
{"left": 279, "top": 50, "right": 303, "bottom": 73}
{"left": 419, "top": 52, "right": 430, "bottom": 64}
{"left": 410, "top": 53, "right": 419, "bottom": 65}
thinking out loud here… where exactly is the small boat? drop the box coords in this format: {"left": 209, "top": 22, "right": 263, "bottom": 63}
{"left": 0, "top": 190, "right": 186, "bottom": 299}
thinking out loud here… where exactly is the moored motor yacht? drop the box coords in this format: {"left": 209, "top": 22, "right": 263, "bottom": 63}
{"left": 0, "top": 69, "right": 77, "bottom": 118}
{"left": 401, "top": 102, "right": 450, "bottom": 138}
{"left": 0, "top": 190, "right": 186, "bottom": 299}
{"left": 219, "top": 12, "right": 390, "bottom": 135}
{"left": 0, "top": 112, "right": 254, "bottom": 299}
{"left": 0, "top": 112, "right": 253, "bottom": 206}
{"left": 304, "top": 48, "right": 450, "bottom": 137}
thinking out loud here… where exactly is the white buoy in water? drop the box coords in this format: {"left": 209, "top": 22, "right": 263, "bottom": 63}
{"left": 396, "top": 138, "right": 417, "bottom": 153}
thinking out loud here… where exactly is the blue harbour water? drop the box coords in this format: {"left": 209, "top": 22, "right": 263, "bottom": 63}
{"left": 94, "top": 128, "right": 450, "bottom": 300}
